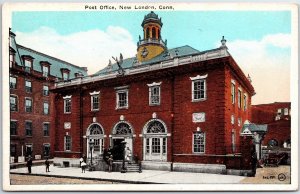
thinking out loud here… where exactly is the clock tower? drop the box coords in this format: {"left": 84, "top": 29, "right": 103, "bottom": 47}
{"left": 137, "top": 11, "right": 167, "bottom": 62}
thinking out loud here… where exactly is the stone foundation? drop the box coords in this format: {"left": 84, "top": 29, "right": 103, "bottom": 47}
{"left": 172, "top": 162, "right": 226, "bottom": 174}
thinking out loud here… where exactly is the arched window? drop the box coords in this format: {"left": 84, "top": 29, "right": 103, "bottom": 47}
{"left": 90, "top": 124, "right": 103, "bottom": 135}
{"left": 146, "top": 28, "right": 150, "bottom": 39}
{"left": 87, "top": 123, "right": 104, "bottom": 155}
{"left": 268, "top": 139, "right": 278, "bottom": 147}
{"left": 115, "top": 123, "right": 132, "bottom": 135}
{"left": 152, "top": 28, "right": 156, "bottom": 39}
{"left": 158, "top": 29, "right": 160, "bottom": 39}
{"left": 147, "top": 121, "right": 166, "bottom": 133}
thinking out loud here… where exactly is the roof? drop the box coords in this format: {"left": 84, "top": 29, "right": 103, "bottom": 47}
{"left": 241, "top": 123, "right": 268, "bottom": 135}
{"left": 94, "top": 45, "right": 200, "bottom": 76}
{"left": 9, "top": 31, "right": 88, "bottom": 80}
{"left": 142, "top": 11, "right": 162, "bottom": 26}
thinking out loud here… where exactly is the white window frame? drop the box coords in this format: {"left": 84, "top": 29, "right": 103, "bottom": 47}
{"left": 10, "top": 53, "right": 14, "bottom": 67}
{"left": 10, "top": 95, "right": 18, "bottom": 112}
{"left": 63, "top": 72, "right": 69, "bottom": 81}
{"left": 147, "top": 82, "right": 162, "bottom": 106}
{"left": 25, "top": 98, "right": 33, "bottom": 113}
{"left": 231, "top": 80, "right": 236, "bottom": 104}
{"left": 115, "top": 86, "right": 129, "bottom": 109}
{"left": 64, "top": 135, "right": 72, "bottom": 151}
{"left": 43, "top": 85, "right": 49, "bottom": 96}
{"left": 192, "top": 132, "right": 205, "bottom": 154}
{"left": 190, "top": 74, "right": 207, "bottom": 102}
{"left": 25, "top": 80, "right": 32, "bottom": 93}
{"left": 42, "top": 66, "right": 49, "bottom": 77}
{"left": 25, "top": 143, "right": 33, "bottom": 156}
{"left": 63, "top": 95, "right": 72, "bottom": 114}
{"left": 243, "top": 93, "right": 247, "bottom": 111}
{"left": 10, "top": 76, "right": 17, "bottom": 89}
{"left": 284, "top": 108, "right": 289, "bottom": 116}
{"left": 24, "top": 59, "right": 32, "bottom": 72}
{"left": 238, "top": 89, "right": 242, "bottom": 109}
{"left": 43, "top": 102, "right": 49, "bottom": 115}
{"left": 10, "top": 120, "right": 18, "bottom": 136}
{"left": 43, "top": 143, "right": 51, "bottom": 156}
{"left": 231, "top": 114, "right": 235, "bottom": 125}
{"left": 90, "top": 91, "right": 100, "bottom": 111}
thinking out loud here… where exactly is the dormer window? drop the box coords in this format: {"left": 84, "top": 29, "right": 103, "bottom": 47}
{"left": 61, "top": 68, "right": 70, "bottom": 81}
{"left": 42, "top": 66, "right": 49, "bottom": 77}
{"left": 10, "top": 53, "right": 15, "bottom": 68}
{"left": 24, "top": 60, "right": 32, "bottom": 73}
{"left": 22, "top": 55, "right": 34, "bottom": 73}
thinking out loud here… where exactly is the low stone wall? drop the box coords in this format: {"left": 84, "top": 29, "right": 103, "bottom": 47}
{"left": 142, "top": 161, "right": 172, "bottom": 171}
{"left": 172, "top": 162, "right": 226, "bottom": 174}
{"left": 53, "top": 157, "right": 82, "bottom": 168}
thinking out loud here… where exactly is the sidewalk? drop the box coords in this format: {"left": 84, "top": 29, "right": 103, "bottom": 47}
{"left": 10, "top": 164, "right": 245, "bottom": 184}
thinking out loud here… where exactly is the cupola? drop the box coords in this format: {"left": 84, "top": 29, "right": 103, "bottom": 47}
{"left": 137, "top": 11, "right": 167, "bottom": 62}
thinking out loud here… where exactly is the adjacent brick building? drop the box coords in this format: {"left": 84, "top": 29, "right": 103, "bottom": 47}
{"left": 9, "top": 29, "right": 88, "bottom": 163}
{"left": 52, "top": 12, "right": 255, "bottom": 174}
{"left": 252, "top": 102, "right": 291, "bottom": 147}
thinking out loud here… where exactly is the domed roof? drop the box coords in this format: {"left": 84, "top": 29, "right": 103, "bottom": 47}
{"left": 141, "top": 11, "right": 163, "bottom": 26}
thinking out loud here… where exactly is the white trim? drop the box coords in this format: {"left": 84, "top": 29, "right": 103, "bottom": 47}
{"left": 64, "top": 98, "right": 72, "bottom": 114}
{"left": 191, "top": 78, "right": 207, "bottom": 102}
{"left": 116, "top": 89, "right": 129, "bottom": 109}
{"left": 114, "top": 85, "right": 129, "bottom": 90}
{"left": 63, "top": 95, "right": 72, "bottom": 99}
{"left": 231, "top": 79, "right": 236, "bottom": 84}
{"left": 192, "top": 132, "right": 206, "bottom": 154}
{"left": 112, "top": 120, "right": 134, "bottom": 135}
{"left": 190, "top": 74, "right": 208, "bottom": 81}
{"left": 89, "top": 91, "right": 100, "bottom": 95}
{"left": 147, "top": 81, "right": 162, "bottom": 87}
{"left": 148, "top": 85, "right": 161, "bottom": 106}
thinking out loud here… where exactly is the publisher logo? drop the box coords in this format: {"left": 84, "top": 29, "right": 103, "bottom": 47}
{"left": 278, "top": 173, "right": 286, "bottom": 181}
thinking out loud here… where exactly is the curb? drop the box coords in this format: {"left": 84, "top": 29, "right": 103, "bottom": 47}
{"left": 10, "top": 172, "right": 160, "bottom": 184}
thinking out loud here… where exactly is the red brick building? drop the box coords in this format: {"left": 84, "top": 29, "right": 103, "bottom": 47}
{"left": 252, "top": 102, "right": 291, "bottom": 147}
{"left": 9, "top": 29, "right": 87, "bottom": 163}
{"left": 52, "top": 12, "right": 255, "bottom": 174}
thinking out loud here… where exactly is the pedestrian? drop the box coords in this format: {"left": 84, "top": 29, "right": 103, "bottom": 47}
{"left": 125, "top": 147, "right": 132, "bottom": 163}
{"left": 45, "top": 158, "right": 50, "bottom": 172}
{"left": 79, "top": 156, "right": 84, "bottom": 168}
{"left": 81, "top": 161, "right": 86, "bottom": 173}
{"left": 27, "top": 157, "right": 32, "bottom": 174}
{"left": 108, "top": 155, "right": 113, "bottom": 173}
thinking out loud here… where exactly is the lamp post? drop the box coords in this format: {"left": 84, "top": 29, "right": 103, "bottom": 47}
{"left": 89, "top": 139, "right": 94, "bottom": 171}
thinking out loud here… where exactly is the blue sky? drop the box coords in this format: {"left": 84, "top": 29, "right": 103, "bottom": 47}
{"left": 12, "top": 11, "right": 290, "bottom": 50}
{"left": 11, "top": 10, "right": 292, "bottom": 104}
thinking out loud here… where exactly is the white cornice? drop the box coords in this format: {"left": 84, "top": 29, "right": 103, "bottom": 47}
{"left": 147, "top": 81, "right": 162, "bottom": 87}
{"left": 190, "top": 74, "right": 208, "bottom": 81}
{"left": 63, "top": 95, "right": 72, "bottom": 99}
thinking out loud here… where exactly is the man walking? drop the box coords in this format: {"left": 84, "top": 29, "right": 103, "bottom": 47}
{"left": 45, "top": 158, "right": 50, "bottom": 172}
{"left": 26, "top": 157, "right": 32, "bottom": 174}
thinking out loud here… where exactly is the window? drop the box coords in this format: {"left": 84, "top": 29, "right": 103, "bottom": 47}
{"left": 238, "top": 89, "right": 242, "bottom": 108}
{"left": 116, "top": 90, "right": 128, "bottom": 109}
{"left": 231, "top": 115, "right": 235, "bottom": 124}
{"left": 152, "top": 138, "right": 161, "bottom": 153}
{"left": 25, "top": 98, "right": 32, "bottom": 112}
{"left": 25, "top": 121, "right": 32, "bottom": 136}
{"left": 10, "top": 53, "right": 15, "bottom": 67}
{"left": 284, "top": 108, "right": 289, "bottom": 116}
{"left": 25, "top": 80, "right": 32, "bottom": 93}
{"left": 64, "top": 136, "right": 72, "bottom": 151}
{"left": 10, "top": 120, "right": 17, "bottom": 135}
{"left": 25, "top": 144, "right": 33, "bottom": 157}
{"left": 90, "top": 91, "right": 100, "bottom": 111}
{"left": 243, "top": 94, "right": 247, "bottom": 110}
{"left": 193, "top": 132, "right": 205, "bottom": 153}
{"left": 162, "top": 138, "right": 166, "bottom": 154}
{"left": 192, "top": 79, "right": 206, "bottom": 101}
{"left": 63, "top": 72, "right": 69, "bottom": 80}
{"left": 63, "top": 96, "right": 72, "bottom": 113}
{"left": 43, "top": 144, "right": 50, "bottom": 157}
{"left": 232, "top": 131, "right": 236, "bottom": 152}
{"left": 43, "top": 123, "right": 50, "bottom": 136}
{"left": 24, "top": 59, "right": 32, "bottom": 73}
{"left": 149, "top": 86, "right": 160, "bottom": 105}
{"left": 231, "top": 82, "right": 235, "bottom": 104}
{"left": 43, "top": 85, "right": 49, "bottom": 96}
{"left": 10, "top": 76, "right": 17, "bottom": 89}
{"left": 146, "top": 138, "right": 150, "bottom": 153}
{"left": 10, "top": 95, "right": 18, "bottom": 111}
{"left": 43, "top": 102, "right": 49, "bottom": 115}
{"left": 42, "top": 66, "right": 49, "bottom": 77}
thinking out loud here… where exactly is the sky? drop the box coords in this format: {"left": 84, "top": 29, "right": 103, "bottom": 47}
{"left": 11, "top": 10, "right": 291, "bottom": 105}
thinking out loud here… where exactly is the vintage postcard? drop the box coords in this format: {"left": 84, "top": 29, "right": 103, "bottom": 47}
{"left": 2, "top": 2, "right": 298, "bottom": 191}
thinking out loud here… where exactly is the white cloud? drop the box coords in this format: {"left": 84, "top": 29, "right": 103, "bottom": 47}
{"left": 15, "top": 26, "right": 137, "bottom": 75}
{"left": 225, "top": 33, "right": 291, "bottom": 105}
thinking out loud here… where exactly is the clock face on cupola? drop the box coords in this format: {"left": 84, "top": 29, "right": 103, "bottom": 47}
{"left": 137, "top": 11, "right": 167, "bottom": 62}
